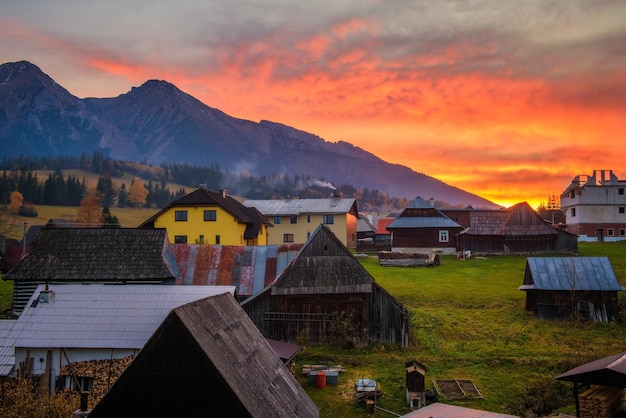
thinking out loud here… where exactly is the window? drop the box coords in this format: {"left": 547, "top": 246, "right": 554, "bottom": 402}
{"left": 619, "top": 188, "right": 625, "bottom": 195}
{"left": 174, "top": 235, "right": 187, "bottom": 243}
{"left": 70, "top": 376, "right": 93, "bottom": 392}
{"left": 570, "top": 190, "right": 575, "bottom": 199}
{"left": 215, "top": 235, "right": 221, "bottom": 245}
{"left": 306, "top": 214, "right": 311, "bottom": 223}
{"left": 283, "top": 233, "right": 295, "bottom": 243}
{"left": 274, "top": 216, "right": 282, "bottom": 224}
{"left": 620, "top": 207, "right": 625, "bottom": 214}
{"left": 199, "top": 235, "right": 204, "bottom": 243}
{"left": 439, "top": 230, "right": 449, "bottom": 243}
{"left": 290, "top": 215, "right": 298, "bottom": 224}
{"left": 204, "top": 210, "right": 217, "bottom": 221}
{"left": 571, "top": 208, "right": 576, "bottom": 217}
{"left": 607, "top": 229, "right": 614, "bottom": 236}
{"left": 307, "top": 232, "right": 311, "bottom": 240}
{"left": 323, "top": 214, "right": 334, "bottom": 224}
{"left": 620, "top": 229, "right": 625, "bottom": 236}
{"left": 175, "top": 210, "right": 188, "bottom": 221}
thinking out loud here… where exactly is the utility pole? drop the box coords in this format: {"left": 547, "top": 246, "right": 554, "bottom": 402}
{"left": 22, "top": 222, "right": 27, "bottom": 258}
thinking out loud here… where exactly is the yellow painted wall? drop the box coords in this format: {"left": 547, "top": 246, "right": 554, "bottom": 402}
{"left": 266, "top": 213, "right": 356, "bottom": 247}
{"left": 154, "top": 206, "right": 266, "bottom": 245}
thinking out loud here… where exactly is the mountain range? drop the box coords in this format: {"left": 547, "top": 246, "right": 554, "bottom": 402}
{"left": 0, "top": 61, "right": 498, "bottom": 208}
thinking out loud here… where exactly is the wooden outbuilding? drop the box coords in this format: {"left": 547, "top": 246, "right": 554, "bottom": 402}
{"left": 88, "top": 293, "right": 318, "bottom": 418}
{"left": 242, "top": 225, "right": 409, "bottom": 346}
{"left": 386, "top": 196, "right": 462, "bottom": 255}
{"left": 454, "top": 202, "right": 578, "bottom": 255}
{"left": 519, "top": 257, "right": 625, "bottom": 321}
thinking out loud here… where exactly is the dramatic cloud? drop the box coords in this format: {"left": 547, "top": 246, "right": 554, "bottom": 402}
{"left": 1, "top": 0, "right": 624, "bottom": 207}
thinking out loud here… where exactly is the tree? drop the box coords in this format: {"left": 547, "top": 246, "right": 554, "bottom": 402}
{"left": 128, "top": 177, "right": 148, "bottom": 207}
{"left": 76, "top": 194, "right": 102, "bottom": 226}
{"left": 101, "top": 206, "right": 121, "bottom": 228}
{"left": 8, "top": 191, "right": 23, "bottom": 214}
{"left": 117, "top": 183, "right": 129, "bottom": 208}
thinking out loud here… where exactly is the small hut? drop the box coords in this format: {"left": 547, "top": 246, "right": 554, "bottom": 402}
{"left": 242, "top": 225, "right": 409, "bottom": 346}
{"left": 519, "top": 257, "right": 625, "bottom": 321}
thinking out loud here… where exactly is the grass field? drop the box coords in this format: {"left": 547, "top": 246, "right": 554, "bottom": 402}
{"left": 1, "top": 207, "right": 625, "bottom": 416}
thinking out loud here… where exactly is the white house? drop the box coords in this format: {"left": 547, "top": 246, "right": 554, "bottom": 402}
{"left": 560, "top": 169, "right": 626, "bottom": 241}
{"left": 0, "top": 284, "right": 235, "bottom": 393}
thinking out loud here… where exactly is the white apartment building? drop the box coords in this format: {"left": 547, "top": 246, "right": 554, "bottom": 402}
{"left": 560, "top": 169, "right": 626, "bottom": 241}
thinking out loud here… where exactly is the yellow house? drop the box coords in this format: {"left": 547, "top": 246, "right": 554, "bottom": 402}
{"left": 139, "top": 189, "right": 270, "bottom": 246}
{"left": 243, "top": 197, "right": 358, "bottom": 248}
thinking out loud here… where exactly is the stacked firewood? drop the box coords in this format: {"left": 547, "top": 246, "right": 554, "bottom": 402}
{"left": 578, "top": 386, "right": 625, "bottom": 418}
{"left": 58, "top": 356, "right": 134, "bottom": 406}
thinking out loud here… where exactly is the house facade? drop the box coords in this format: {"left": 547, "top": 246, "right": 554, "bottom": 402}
{"left": 243, "top": 197, "right": 358, "bottom": 248}
{"left": 560, "top": 169, "right": 626, "bottom": 242}
{"left": 386, "top": 196, "right": 462, "bottom": 255}
{"left": 0, "top": 284, "right": 236, "bottom": 391}
{"left": 140, "top": 188, "right": 270, "bottom": 246}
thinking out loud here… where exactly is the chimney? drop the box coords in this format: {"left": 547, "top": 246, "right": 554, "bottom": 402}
{"left": 38, "top": 282, "right": 53, "bottom": 304}
{"left": 219, "top": 189, "right": 227, "bottom": 198}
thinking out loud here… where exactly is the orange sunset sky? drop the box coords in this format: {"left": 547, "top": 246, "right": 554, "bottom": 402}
{"left": 1, "top": 1, "right": 625, "bottom": 208}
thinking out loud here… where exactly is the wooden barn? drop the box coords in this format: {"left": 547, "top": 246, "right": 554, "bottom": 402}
{"left": 456, "top": 202, "right": 578, "bottom": 255}
{"left": 242, "top": 225, "right": 409, "bottom": 347}
{"left": 2, "top": 228, "right": 177, "bottom": 315}
{"left": 88, "top": 293, "right": 318, "bottom": 418}
{"left": 519, "top": 257, "right": 625, "bottom": 321}
{"left": 386, "top": 196, "right": 462, "bottom": 255}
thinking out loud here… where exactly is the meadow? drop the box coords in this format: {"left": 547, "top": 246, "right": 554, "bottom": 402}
{"left": 1, "top": 205, "right": 625, "bottom": 416}
{"left": 297, "top": 242, "right": 626, "bottom": 417}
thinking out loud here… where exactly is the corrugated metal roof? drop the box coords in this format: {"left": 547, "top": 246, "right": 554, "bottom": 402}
{"left": 243, "top": 198, "right": 357, "bottom": 215}
{"left": 171, "top": 244, "right": 300, "bottom": 296}
{"left": 0, "top": 320, "right": 16, "bottom": 375}
{"left": 524, "top": 257, "right": 625, "bottom": 291}
{"left": 401, "top": 402, "right": 518, "bottom": 418}
{"left": 9, "top": 284, "right": 236, "bottom": 350}
{"left": 387, "top": 217, "right": 462, "bottom": 229}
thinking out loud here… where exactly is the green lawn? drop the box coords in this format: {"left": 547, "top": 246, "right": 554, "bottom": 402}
{"left": 300, "top": 242, "right": 626, "bottom": 417}
{"left": 1, "top": 242, "right": 625, "bottom": 416}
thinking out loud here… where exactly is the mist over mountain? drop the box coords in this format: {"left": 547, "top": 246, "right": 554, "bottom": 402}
{"left": 0, "top": 61, "right": 498, "bottom": 208}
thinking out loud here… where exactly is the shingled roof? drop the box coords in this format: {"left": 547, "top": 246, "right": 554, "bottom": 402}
{"left": 4, "top": 228, "right": 175, "bottom": 282}
{"left": 461, "top": 202, "right": 557, "bottom": 236}
{"left": 88, "top": 293, "right": 319, "bottom": 418}
{"left": 139, "top": 188, "right": 269, "bottom": 239}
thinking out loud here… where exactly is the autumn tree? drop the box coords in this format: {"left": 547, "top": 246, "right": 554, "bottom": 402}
{"left": 76, "top": 194, "right": 102, "bottom": 226}
{"left": 8, "top": 191, "right": 23, "bottom": 214}
{"left": 128, "top": 177, "right": 148, "bottom": 207}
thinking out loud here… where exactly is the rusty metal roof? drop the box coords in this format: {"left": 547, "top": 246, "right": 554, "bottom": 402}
{"left": 171, "top": 244, "right": 301, "bottom": 297}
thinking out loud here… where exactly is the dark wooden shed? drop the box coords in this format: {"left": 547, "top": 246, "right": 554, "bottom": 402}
{"left": 88, "top": 293, "right": 318, "bottom": 418}
{"left": 456, "top": 202, "right": 578, "bottom": 255}
{"left": 242, "top": 225, "right": 409, "bottom": 346}
{"left": 519, "top": 257, "right": 625, "bottom": 321}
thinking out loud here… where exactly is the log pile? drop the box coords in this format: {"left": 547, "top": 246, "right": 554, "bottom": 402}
{"left": 58, "top": 356, "right": 134, "bottom": 406}
{"left": 578, "top": 385, "right": 625, "bottom": 418}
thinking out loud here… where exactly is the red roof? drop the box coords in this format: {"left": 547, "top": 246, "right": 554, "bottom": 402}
{"left": 375, "top": 218, "right": 394, "bottom": 234}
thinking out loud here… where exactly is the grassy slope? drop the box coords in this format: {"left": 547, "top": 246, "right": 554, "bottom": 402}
{"left": 1, "top": 211, "right": 625, "bottom": 416}
{"left": 300, "top": 242, "right": 626, "bottom": 417}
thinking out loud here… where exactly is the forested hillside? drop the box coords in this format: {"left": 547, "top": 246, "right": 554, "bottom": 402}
{"left": 0, "top": 152, "right": 417, "bottom": 212}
